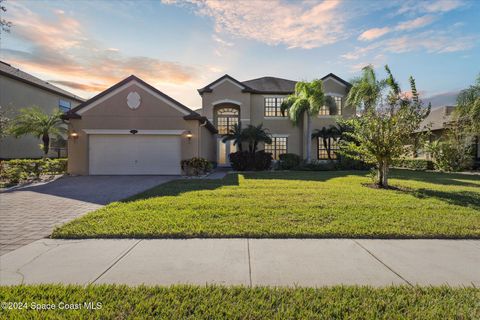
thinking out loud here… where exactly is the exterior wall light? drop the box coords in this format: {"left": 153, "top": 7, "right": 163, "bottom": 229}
{"left": 69, "top": 131, "right": 79, "bottom": 139}
{"left": 186, "top": 131, "right": 193, "bottom": 141}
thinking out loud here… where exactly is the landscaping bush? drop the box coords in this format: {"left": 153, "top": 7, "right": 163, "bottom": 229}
{"left": 181, "top": 157, "right": 212, "bottom": 176}
{"left": 295, "top": 157, "right": 372, "bottom": 171}
{"left": 278, "top": 153, "right": 301, "bottom": 170}
{"left": 229, "top": 151, "right": 273, "bottom": 171}
{"left": 392, "top": 158, "right": 434, "bottom": 171}
{"left": 0, "top": 158, "right": 68, "bottom": 186}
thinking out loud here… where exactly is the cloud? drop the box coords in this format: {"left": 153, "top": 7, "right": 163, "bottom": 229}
{"left": 3, "top": 2, "right": 199, "bottom": 98}
{"left": 397, "top": 0, "right": 465, "bottom": 15}
{"left": 164, "top": 0, "right": 347, "bottom": 49}
{"left": 395, "top": 15, "right": 436, "bottom": 31}
{"left": 358, "top": 27, "right": 391, "bottom": 41}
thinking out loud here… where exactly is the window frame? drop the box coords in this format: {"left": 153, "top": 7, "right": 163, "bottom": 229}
{"left": 215, "top": 107, "right": 239, "bottom": 135}
{"left": 265, "top": 136, "right": 288, "bottom": 160}
{"left": 317, "top": 137, "right": 340, "bottom": 160}
{"left": 264, "top": 97, "right": 287, "bottom": 118}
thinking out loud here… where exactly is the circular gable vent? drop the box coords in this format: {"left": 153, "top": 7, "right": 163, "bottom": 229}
{"left": 127, "top": 91, "right": 141, "bottom": 110}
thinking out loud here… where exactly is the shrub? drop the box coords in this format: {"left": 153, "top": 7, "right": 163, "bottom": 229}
{"left": 229, "top": 151, "right": 273, "bottom": 171}
{"left": 253, "top": 151, "right": 273, "bottom": 171}
{"left": 181, "top": 157, "right": 212, "bottom": 176}
{"left": 426, "top": 140, "right": 473, "bottom": 172}
{"left": 0, "top": 158, "right": 68, "bottom": 185}
{"left": 295, "top": 157, "right": 372, "bottom": 171}
{"left": 392, "top": 158, "right": 434, "bottom": 171}
{"left": 278, "top": 153, "right": 301, "bottom": 170}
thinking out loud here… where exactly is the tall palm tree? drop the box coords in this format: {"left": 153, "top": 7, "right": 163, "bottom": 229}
{"left": 346, "top": 65, "right": 385, "bottom": 112}
{"left": 221, "top": 123, "right": 244, "bottom": 151}
{"left": 8, "top": 107, "right": 65, "bottom": 157}
{"left": 281, "top": 80, "right": 333, "bottom": 163}
{"left": 243, "top": 124, "right": 272, "bottom": 154}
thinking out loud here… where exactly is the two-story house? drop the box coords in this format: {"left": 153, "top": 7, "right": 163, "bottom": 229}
{"left": 198, "top": 74, "right": 353, "bottom": 165}
{"left": 63, "top": 73, "right": 352, "bottom": 175}
{"left": 0, "top": 61, "right": 84, "bottom": 159}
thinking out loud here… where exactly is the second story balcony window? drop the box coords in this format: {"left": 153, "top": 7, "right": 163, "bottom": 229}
{"left": 264, "top": 97, "right": 287, "bottom": 117}
{"left": 216, "top": 107, "right": 239, "bottom": 134}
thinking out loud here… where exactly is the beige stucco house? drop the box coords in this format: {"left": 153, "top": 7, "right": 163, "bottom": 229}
{"left": 0, "top": 61, "right": 84, "bottom": 159}
{"left": 64, "top": 73, "right": 352, "bottom": 175}
{"left": 198, "top": 73, "right": 353, "bottom": 164}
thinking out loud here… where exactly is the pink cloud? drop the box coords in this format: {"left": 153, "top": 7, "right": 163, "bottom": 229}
{"left": 165, "top": 0, "right": 347, "bottom": 49}
{"left": 358, "top": 27, "right": 391, "bottom": 41}
{"left": 395, "top": 15, "right": 436, "bottom": 31}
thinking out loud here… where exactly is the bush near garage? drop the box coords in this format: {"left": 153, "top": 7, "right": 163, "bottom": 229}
{"left": 229, "top": 150, "right": 273, "bottom": 171}
{"left": 181, "top": 157, "right": 212, "bottom": 176}
{"left": 0, "top": 158, "right": 67, "bottom": 186}
{"left": 392, "top": 158, "right": 434, "bottom": 171}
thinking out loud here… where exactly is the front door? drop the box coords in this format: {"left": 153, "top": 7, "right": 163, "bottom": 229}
{"left": 217, "top": 138, "right": 237, "bottom": 166}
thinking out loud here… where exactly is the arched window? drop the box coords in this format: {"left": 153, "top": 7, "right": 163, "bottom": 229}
{"left": 216, "top": 107, "right": 239, "bottom": 134}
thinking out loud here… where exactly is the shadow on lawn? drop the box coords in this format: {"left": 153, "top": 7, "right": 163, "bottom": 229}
{"left": 397, "top": 187, "right": 480, "bottom": 211}
{"left": 124, "top": 174, "right": 240, "bottom": 202}
{"left": 391, "top": 169, "right": 480, "bottom": 188}
{"left": 242, "top": 170, "right": 367, "bottom": 182}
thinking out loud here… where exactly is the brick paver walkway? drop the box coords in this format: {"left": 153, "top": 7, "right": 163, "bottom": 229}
{"left": 0, "top": 176, "right": 176, "bottom": 256}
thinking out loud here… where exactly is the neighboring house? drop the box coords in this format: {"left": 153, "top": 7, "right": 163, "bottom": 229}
{"left": 63, "top": 73, "right": 352, "bottom": 175}
{"left": 198, "top": 74, "right": 353, "bottom": 165}
{"left": 0, "top": 61, "right": 84, "bottom": 159}
{"left": 63, "top": 75, "right": 216, "bottom": 175}
{"left": 414, "top": 105, "right": 480, "bottom": 161}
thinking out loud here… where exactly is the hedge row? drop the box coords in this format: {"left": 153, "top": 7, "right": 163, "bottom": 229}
{"left": 0, "top": 158, "right": 68, "bottom": 185}
{"left": 392, "top": 158, "right": 434, "bottom": 171}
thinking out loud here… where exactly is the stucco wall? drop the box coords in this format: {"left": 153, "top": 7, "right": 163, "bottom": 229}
{"left": 0, "top": 75, "right": 81, "bottom": 159}
{"left": 68, "top": 83, "right": 213, "bottom": 175}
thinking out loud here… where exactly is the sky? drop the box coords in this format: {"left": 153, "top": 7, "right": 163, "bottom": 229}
{"left": 1, "top": 0, "right": 479, "bottom": 108}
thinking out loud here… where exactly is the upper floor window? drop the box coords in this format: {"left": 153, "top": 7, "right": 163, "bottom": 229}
{"left": 319, "top": 96, "right": 342, "bottom": 116}
{"left": 264, "top": 97, "right": 287, "bottom": 117}
{"left": 318, "top": 137, "right": 339, "bottom": 160}
{"left": 265, "top": 136, "right": 287, "bottom": 160}
{"left": 59, "top": 100, "right": 71, "bottom": 113}
{"left": 216, "top": 107, "right": 239, "bottom": 134}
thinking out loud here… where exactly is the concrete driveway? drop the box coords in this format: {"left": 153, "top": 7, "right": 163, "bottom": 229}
{"left": 0, "top": 176, "right": 176, "bottom": 256}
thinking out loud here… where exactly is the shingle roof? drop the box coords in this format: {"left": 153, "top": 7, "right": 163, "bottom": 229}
{"left": 198, "top": 73, "right": 351, "bottom": 95}
{"left": 0, "top": 61, "right": 84, "bottom": 102}
{"left": 241, "top": 76, "right": 297, "bottom": 94}
{"left": 417, "top": 105, "right": 456, "bottom": 132}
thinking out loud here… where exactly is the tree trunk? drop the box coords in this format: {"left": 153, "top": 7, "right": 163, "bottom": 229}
{"left": 306, "top": 115, "right": 312, "bottom": 163}
{"left": 377, "top": 160, "right": 389, "bottom": 188}
{"left": 42, "top": 133, "right": 50, "bottom": 158}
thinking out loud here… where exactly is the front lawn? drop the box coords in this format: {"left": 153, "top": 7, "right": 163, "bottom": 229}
{"left": 52, "top": 170, "right": 480, "bottom": 239}
{"left": 1, "top": 285, "right": 478, "bottom": 319}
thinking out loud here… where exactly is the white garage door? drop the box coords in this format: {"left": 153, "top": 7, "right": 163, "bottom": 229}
{"left": 89, "top": 134, "right": 181, "bottom": 175}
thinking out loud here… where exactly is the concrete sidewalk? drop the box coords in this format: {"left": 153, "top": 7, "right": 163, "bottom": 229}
{"left": 1, "top": 239, "right": 479, "bottom": 286}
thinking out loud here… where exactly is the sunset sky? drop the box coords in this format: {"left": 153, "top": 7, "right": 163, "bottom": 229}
{"left": 1, "top": 0, "right": 479, "bottom": 108}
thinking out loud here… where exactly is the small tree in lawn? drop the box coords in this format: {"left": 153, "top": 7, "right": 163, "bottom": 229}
{"left": 340, "top": 65, "right": 430, "bottom": 188}
{"left": 8, "top": 107, "right": 65, "bottom": 157}
{"left": 281, "top": 80, "right": 334, "bottom": 163}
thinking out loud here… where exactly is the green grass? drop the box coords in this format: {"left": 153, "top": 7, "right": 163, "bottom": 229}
{"left": 1, "top": 285, "right": 478, "bottom": 319}
{"left": 52, "top": 170, "right": 480, "bottom": 239}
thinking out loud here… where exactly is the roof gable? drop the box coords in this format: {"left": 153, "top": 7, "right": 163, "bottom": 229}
{"left": 197, "top": 74, "right": 251, "bottom": 94}
{"left": 321, "top": 73, "right": 352, "bottom": 88}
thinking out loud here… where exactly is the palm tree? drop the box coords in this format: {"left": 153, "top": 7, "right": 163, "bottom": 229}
{"left": 221, "top": 123, "right": 244, "bottom": 151}
{"left": 455, "top": 74, "right": 480, "bottom": 135}
{"left": 8, "top": 107, "right": 65, "bottom": 157}
{"left": 243, "top": 124, "right": 272, "bottom": 154}
{"left": 346, "top": 65, "right": 385, "bottom": 112}
{"left": 281, "top": 80, "right": 333, "bottom": 163}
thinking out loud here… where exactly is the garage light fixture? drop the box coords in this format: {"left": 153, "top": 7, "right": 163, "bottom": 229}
{"left": 186, "top": 131, "right": 193, "bottom": 141}
{"left": 69, "top": 131, "right": 79, "bottom": 139}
